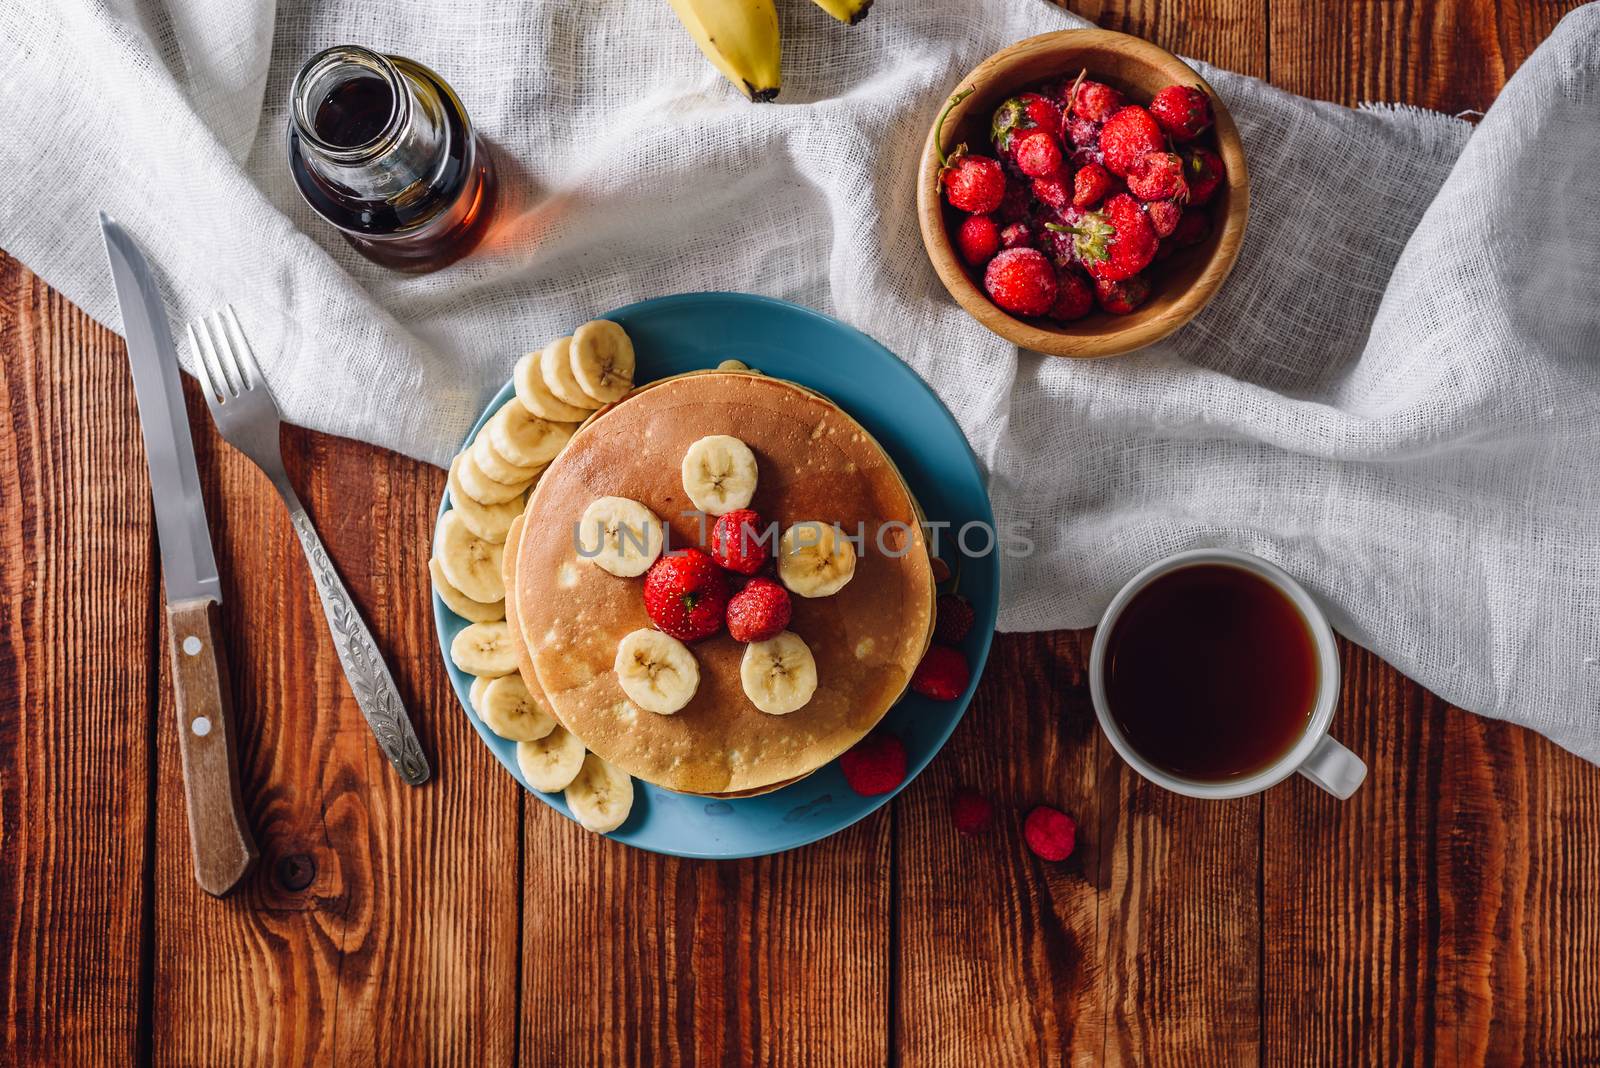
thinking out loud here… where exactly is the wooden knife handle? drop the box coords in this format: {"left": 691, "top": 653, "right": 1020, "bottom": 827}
{"left": 166, "top": 598, "right": 259, "bottom": 896}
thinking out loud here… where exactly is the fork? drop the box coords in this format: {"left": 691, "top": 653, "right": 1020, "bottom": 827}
{"left": 188, "top": 306, "right": 430, "bottom": 786}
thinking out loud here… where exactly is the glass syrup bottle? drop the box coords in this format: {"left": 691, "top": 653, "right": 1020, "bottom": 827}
{"left": 287, "top": 45, "right": 496, "bottom": 272}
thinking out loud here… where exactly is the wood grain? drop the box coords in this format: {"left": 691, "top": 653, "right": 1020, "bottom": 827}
{"left": 0, "top": 253, "right": 156, "bottom": 1065}
{"left": 148, "top": 417, "right": 521, "bottom": 1065}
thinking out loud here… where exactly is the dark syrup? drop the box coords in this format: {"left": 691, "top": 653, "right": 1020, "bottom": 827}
{"left": 313, "top": 74, "right": 394, "bottom": 148}
{"left": 288, "top": 62, "right": 495, "bottom": 271}
{"left": 1104, "top": 563, "right": 1318, "bottom": 781}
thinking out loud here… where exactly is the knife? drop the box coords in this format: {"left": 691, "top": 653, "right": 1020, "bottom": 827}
{"left": 101, "top": 214, "right": 259, "bottom": 897}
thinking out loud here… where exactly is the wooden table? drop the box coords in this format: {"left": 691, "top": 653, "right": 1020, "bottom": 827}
{"left": 4, "top": 2, "right": 1598, "bottom": 1064}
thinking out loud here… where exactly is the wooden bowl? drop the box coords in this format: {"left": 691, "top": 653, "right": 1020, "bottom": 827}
{"left": 916, "top": 29, "right": 1250, "bottom": 358}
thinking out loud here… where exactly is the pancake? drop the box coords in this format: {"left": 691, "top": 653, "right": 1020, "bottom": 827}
{"left": 515, "top": 372, "right": 934, "bottom": 794}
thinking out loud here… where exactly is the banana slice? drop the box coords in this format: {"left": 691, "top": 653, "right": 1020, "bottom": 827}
{"left": 456, "top": 448, "right": 533, "bottom": 506}
{"left": 740, "top": 630, "right": 819, "bottom": 715}
{"left": 577, "top": 496, "right": 663, "bottom": 577}
{"left": 446, "top": 456, "right": 523, "bottom": 543}
{"left": 471, "top": 431, "right": 543, "bottom": 486}
{"left": 487, "top": 400, "right": 576, "bottom": 468}
{"left": 469, "top": 674, "right": 491, "bottom": 713}
{"left": 613, "top": 628, "right": 699, "bottom": 714}
{"left": 479, "top": 673, "right": 557, "bottom": 742}
{"left": 516, "top": 726, "right": 586, "bottom": 792}
{"left": 564, "top": 752, "right": 635, "bottom": 834}
{"left": 515, "top": 350, "right": 591, "bottom": 422}
{"left": 430, "top": 557, "right": 505, "bottom": 623}
{"left": 680, "top": 435, "right": 758, "bottom": 515}
{"left": 716, "top": 359, "right": 749, "bottom": 371}
{"left": 451, "top": 620, "right": 517, "bottom": 677}
{"left": 540, "top": 337, "right": 603, "bottom": 411}
{"left": 435, "top": 511, "right": 506, "bottom": 603}
{"left": 570, "top": 320, "right": 636, "bottom": 405}
{"left": 777, "top": 521, "right": 856, "bottom": 598}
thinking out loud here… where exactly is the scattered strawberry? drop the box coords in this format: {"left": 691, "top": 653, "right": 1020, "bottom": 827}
{"left": 1099, "top": 105, "right": 1164, "bottom": 178}
{"left": 1013, "top": 129, "right": 1064, "bottom": 179}
{"left": 983, "top": 248, "right": 1057, "bottom": 317}
{"left": 1072, "top": 162, "right": 1114, "bottom": 208}
{"left": 942, "top": 154, "right": 1007, "bottom": 214}
{"left": 643, "top": 548, "right": 730, "bottom": 642}
{"left": 1144, "top": 198, "right": 1183, "bottom": 238}
{"left": 933, "top": 593, "right": 975, "bottom": 643}
{"left": 911, "top": 644, "right": 971, "bottom": 700}
{"left": 1094, "top": 274, "right": 1151, "bottom": 314}
{"left": 999, "top": 222, "right": 1033, "bottom": 250}
{"left": 955, "top": 214, "right": 1001, "bottom": 266}
{"left": 1023, "top": 805, "right": 1077, "bottom": 861}
{"left": 1149, "top": 85, "right": 1213, "bottom": 141}
{"left": 710, "top": 508, "right": 772, "bottom": 575}
{"left": 951, "top": 790, "right": 994, "bottom": 836}
{"left": 1171, "top": 207, "right": 1212, "bottom": 246}
{"left": 1069, "top": 193, "right": 1156, "bottom": 282}
{"left": 1030, "top": 172, "right": 1073, "bottom": 213}
{"left": 839, "top": 733, "right": 908, "bottom": 796}
{"left": 1126, "top": 151, "right": 1187, "bottom": 201}
{"left": 1069, "top": 79, "right": 1123, "bottom": 122}
{"left": 1049, "top": 267, "right": 1094, "bottom": 321}
{"left": 1182, "top": 145, "right": 1225, "bottom": 205}
{"left": 725, "top": 576, "right": 791, "bottom": 643}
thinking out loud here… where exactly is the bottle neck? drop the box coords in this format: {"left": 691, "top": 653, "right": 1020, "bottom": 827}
{"left": 288, "top": 46, "right": 447, "bottom": 208}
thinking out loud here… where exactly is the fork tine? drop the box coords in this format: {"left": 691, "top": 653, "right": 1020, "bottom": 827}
{"left": 220, "top": 305, "right": 263, "bottom": 391}
{"left": 186, "top": 322, "right": 220, "bottom": 404}
{"left": 189, "top": 317, "right": 233, "bottom": 399}
{"left": 206, "top": 309, "right": 246, "bottom": 394}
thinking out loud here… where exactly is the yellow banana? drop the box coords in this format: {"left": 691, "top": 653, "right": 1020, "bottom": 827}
{"left": 809, "top": 0, "right": 872, "bottom": 24}
{"left": 666, "top": 0, "right": 782, "bottom": 102}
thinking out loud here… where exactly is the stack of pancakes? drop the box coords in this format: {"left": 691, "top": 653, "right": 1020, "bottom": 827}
{"left": 503, "top": 370, "right": 935, "bottom": 797}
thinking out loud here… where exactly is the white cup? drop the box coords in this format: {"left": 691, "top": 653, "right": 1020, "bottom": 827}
{"left": 1088, "top": 548, "right": 1367, "bottom": 800}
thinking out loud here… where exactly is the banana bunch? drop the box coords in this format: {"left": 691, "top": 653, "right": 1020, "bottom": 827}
{"left": 433, "top": 319, "right": 645, "bottom": 836}
{"left": 666, "top": 0, "right": 873, "bottom": 103}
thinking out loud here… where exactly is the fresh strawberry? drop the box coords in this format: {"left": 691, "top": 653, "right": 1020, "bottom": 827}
{"left": 1013, "top": 129, "right": 1063, "bottom": 179}
{"left": 1064, "top": 193, "right": 1156, "bottom": 282}
{"left": 1069, "top": 78, "right": 1123, "bottom": 122}
{"left": 983, "top": 248, "right": 1056, "bottom": 317}
{"left": 839, "top": 733, "right": 907, "bottom": 796}
{"left": 1039, "top": 220, "right": 1076, "bottom": 267}
{"left": 1030, "top": 172, "right": 1073, "bottom": 213}
{"left": 1099, "top": 105, "right": 1164, "bottom": 177}
{"left": 1000, "top": 221, "right": 1033, "bottom": 249}
{"left": 710, "top": 508, "right": 772, "bottom": 575}
{"left": 725, "top": 576, "right": 791, "bottom": 643}
{"left": 911, "top": 644, "right": 971, "bottom": 700}
{"left": 1126, "top": 151, "right": 1187, "bottom": 201}
{"left": 1094, "top": 274, "right": 1151, "bottom": 315}
{"left": 1023, "top": 805, "right": 1077, "bottom": 861}
{"left": 1021, "top": 92, "right": 1062, "bottom": 133}
{"left": 951, "top": 789, "right": 994, "bottom": 835}
{"left": 1049, "top": 267, "right": 1094, "bottom": 321}
{"left": 1182, "top": 146, "right": 1225, "bottom": 205}
{"left": 933, "top": 593, "right": 975, "bottom": 643}
{"left": 1171, "top": 207, "right": 1212, "bottom": 246}
{"left": 1144, "top": 198, "right": 1183, "bottom": 238}
{"left": 990, "top": 96, "right": 1031, "bottom": 157}
{"left": 643, "top": 548, "right": 730, "bottom": 642}
{"left": 955, "top": 214, "right": 1001, "bottom": 266}
{"left": 1149, "top": 84, "right": 1213, "bottom": 141}
{"left": 1072, "top": 162, "right": 1114, "bottom": 208}
{"left": 942, "top": 154, "right": 1006, "bottom": 214}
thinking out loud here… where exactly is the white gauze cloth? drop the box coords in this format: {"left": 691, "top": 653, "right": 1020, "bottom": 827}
{"left": 2, "top": 1, "right": 1597, "bottom": 760}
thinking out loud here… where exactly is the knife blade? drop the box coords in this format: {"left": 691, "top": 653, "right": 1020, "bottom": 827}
{"left": 99, "top": 213, "right": 221, "bottom": 605}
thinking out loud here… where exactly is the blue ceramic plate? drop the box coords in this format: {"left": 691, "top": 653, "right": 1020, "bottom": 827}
{"left": 433, "top": 293, "right": 997, "bottom": 858}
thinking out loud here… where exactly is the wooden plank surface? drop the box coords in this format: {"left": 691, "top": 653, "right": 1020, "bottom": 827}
{"left": 3, "top": 1, "right": 1600, "bottom": 1065}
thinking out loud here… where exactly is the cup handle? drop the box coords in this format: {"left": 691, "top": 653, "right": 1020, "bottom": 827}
{"left": 1298, "top": 735, "right": 1367, "bottom": 799}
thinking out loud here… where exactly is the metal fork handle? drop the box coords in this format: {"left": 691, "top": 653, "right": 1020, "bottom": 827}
{"left": 275, "top": 479, "right": 431, "bottom": 786}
